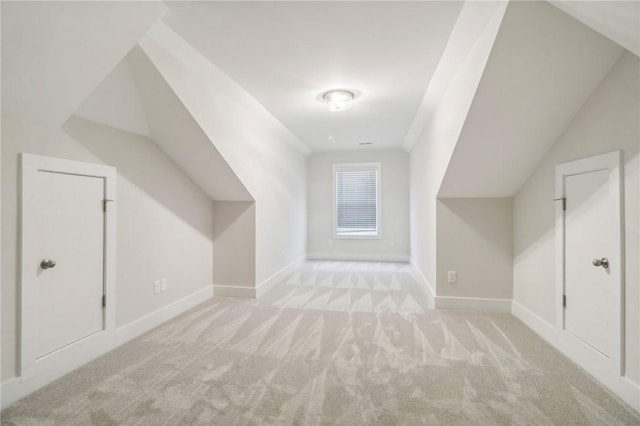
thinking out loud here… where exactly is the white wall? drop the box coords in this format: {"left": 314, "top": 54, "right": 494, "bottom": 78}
{"left": 436, "top": 198, "right": 513, "bottom": 299}
{"left": 408, "top": 1, "right": 507, "bottom": 294}
{"left": 513, "top": 52, "right": 640, "bottom": 384}
{"left": 1, "top": 114, "right": 214, "bottom": 381}
{"left": 138, "top": 22, "right": 308, "bottom": 288}
{"left": 75, "top": 58, "right": 151, "bottom": 138}
{"left": 307, "top": 149, "right": 409, "bottom": 262}
{"left": 1, "top": 1, "right": 166, "bottom": 128}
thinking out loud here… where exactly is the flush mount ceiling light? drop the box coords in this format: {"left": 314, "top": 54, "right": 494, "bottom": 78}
{"left": 322, "top": 89, "right": 355, "bottom": 112}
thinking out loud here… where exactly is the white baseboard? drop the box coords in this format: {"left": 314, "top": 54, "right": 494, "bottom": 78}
{"left": 213, "top": 256, "right": 306, "bottom": 299}
{"left": 212, "top": 284, "right": 256, "bottom": 298}
{"left": 435, "top": 295, "right": 512, "bottom": 313}
{"left": 1, "top": 285, "right": 214, "bottom": 409}
{"left": 512, "top": 300, "right": 640, "bottom": 412}
{"left": 256, "top": 256, "right": 305, "bottom": 298}
{"left": 115, "top": 285, "right": 213, "bottom": 344}
{"left": 407, "top": 259, "right": 511, "bottom": 313}
{"left": 511, "top": 299, "right": 558, "bottom": 343}
{"left": 408, "top": 259, "right": 435, "bottom": 308}
{"left": 308, "top": 252, "right": 410, "bottom": 262}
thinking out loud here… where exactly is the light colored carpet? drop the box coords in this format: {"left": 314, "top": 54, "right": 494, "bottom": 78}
{"left": 2, "top": 261, "right": 639, "bottom": 425}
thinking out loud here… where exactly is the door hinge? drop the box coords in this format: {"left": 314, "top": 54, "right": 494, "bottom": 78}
{"left": 562, "top": 294, "right": 566, "bottom": 308}
{"left": 102, "top": 294, "right": 106, "bottom": 308}
{"left": 102, "top": 199, "right": 114, "bottom": 212}
{"left": 554, "top": 197, "right": 566, "bottom": 211}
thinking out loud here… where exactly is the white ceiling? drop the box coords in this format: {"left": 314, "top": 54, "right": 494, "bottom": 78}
{"left": 438, "top": 1, "right": 624, "bottom": 198}
{"left": 162, "top": 1, "right": 464, "bottom": 151}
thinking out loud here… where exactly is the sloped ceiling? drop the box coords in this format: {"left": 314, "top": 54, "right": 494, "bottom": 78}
{"left": 4, "top": 0, "right": 635, "bottom": 202}
{"left": 75, "top": 59, "right": 151, "bottom": 137}
{"left": 550, "top": 0, "right": 640, "bottom": 57}
{"left": 162, "top": 1, "right": 464, "bottom": 151}
{"left": 127, "top": 46, "right": 253, "bottom": 202}
{"left": 1, "top": 1, "right": 167, "bottom": 127}
{"left": 438, "top": 1, "right": 623, "bottom": 198}
{"left": 403, "top": 1, "right": 508, "bottom": 152}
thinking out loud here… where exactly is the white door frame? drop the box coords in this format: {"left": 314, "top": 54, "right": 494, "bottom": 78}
{"left": 555, "top": 150, "right": 623, "bottom": 377}
{"left": 20, "top": 153, "right": 117, "bottom": 381}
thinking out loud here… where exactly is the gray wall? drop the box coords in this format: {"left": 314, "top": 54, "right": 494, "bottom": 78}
{"left": 437, "top": 198, "right": 513, "bottom": 299}
{"left": 1, "top": 114, "right": 214, "bottom": 381}
{"left": 408, "top": 2, "right": 506, "bottom": 294}
{"left": 138, "top": 23, "right": 308, "bottom": 288}
{"left": 308, "top": 149, "right": 409, "bottom": 261}
{"left": 513, "top": 52, "right": 639, "bottom": 384}
{"left": 212, "top": 201, "right": 255, "bottom": 287}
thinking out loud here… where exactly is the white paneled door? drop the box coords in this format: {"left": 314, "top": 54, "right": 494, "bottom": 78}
{"left": 564, "top": 168, "right": 615, "bottom": 357}
{"left": 556, "top": 150, "right": 622, "bottom": 375}
{"left": 21, "top": 154, "right": 116, "bottom": 381}
{"left": 35, "top": 171, "right": 105, "bottom": 358}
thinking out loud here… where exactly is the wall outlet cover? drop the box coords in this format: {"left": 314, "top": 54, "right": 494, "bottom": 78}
{"left": 447, "top": 271, "right": 457, "bottom": 283}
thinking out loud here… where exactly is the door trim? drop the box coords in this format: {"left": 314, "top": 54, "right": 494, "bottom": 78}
{"left": 555, "top": 150, "right": 623, "bottom": 377}
{"left": 19, "top": 154, "right": 116, "bottom": 382}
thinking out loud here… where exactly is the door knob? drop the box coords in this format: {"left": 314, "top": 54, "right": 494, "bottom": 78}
{"left": 592, "top": 258, "right": 609, "bottom": 269}
{"left": 40, "top": 259, "right": 56, "bottom": 270}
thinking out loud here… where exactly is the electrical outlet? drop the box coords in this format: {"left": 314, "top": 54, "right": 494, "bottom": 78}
{"left": 154, "top": 280, "right": 161, "bottom": 294}
{"left": 447, "top": 271, "right": 457, "bottom": 283}
{"left": 161, "top": 278, "right": 167, "bottom": 292}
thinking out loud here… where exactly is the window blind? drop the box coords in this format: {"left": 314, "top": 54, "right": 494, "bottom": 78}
{"left": 335, "top": 167, "right": 378, "bottom": 236}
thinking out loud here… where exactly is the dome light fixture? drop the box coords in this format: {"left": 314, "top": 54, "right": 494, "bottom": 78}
{"left": 322, "top": 89, "right": 355, "bottom": 112}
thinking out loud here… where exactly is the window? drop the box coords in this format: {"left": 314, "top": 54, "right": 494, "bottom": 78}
{"left": 333, "top": 163, "right": 381, "bottom": 238}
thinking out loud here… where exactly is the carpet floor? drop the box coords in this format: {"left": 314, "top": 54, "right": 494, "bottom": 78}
{"left": 2, "top": 261, "right": 639, "bottom": 425}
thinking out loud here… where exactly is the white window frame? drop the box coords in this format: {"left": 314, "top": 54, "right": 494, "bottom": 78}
{"left": 332, "top": 162, "right": 382, "bottom": 240}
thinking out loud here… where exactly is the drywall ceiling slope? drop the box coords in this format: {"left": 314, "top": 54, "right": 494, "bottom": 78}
{"left": 549, "top": 0, "right": 640, "bottom": 57}
{"left": 127, "top": 46, "right": 253, "bottom": 202}
{"left": 1, "top": 1, "right": 167, "bottom": 127}
{"left": 438, "top": 1, "right": 623, "bottom": 198}
{"left": 75, "top": 58, "right": 151, "bottom": 137}
{"left": 162, "top": 1, "right": 463, "bottom": 151}
{"left": 403, "top": 1, "right": 508, "bottom": 152}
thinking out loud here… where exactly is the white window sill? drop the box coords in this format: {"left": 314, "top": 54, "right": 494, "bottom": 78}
{"left": 334, "top": 232, "right": 382, "bottom": 240}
